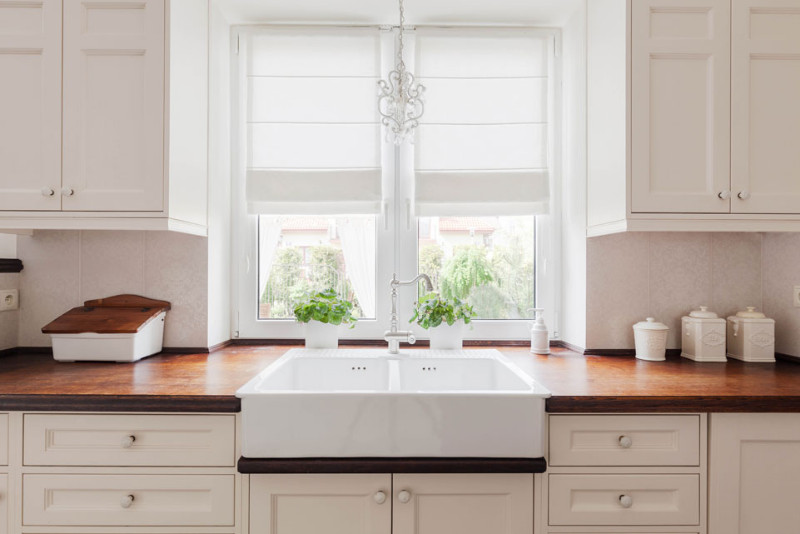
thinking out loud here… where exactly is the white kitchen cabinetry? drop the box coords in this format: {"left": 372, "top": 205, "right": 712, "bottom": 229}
{"left": 588, "top": 0, "right": 800, "bottom": 236}
{"left": 730, "top": 0, "right": 800, "bottom": 214}
{"left": 544, "top": 414, "right": 706, "bottom": 534}
{"left": 709, "top": 413, "right": 800, "bottom": 534}
{"left": 0, "top": 0, "right": 209, "bottom": 236}
{"left": 249, "top": 473, "right": 533, "bottom": 534}
{"left": 0, "top": 0, "right": 62, "bottom": 212}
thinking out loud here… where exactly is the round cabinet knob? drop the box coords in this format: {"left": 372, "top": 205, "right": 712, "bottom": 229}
{"left": 62, "top": 187, "right": 74, "bottom": 196}
{"left": 121, "top": 435, "right": 136, "bottom": 448}
{"left": 41, "top": 188, "right": 55, "bottom": 197}
{"left": 373, "top": 491, "right": 387, "bottom": 505}
{"left": 618, "top": 435, "right": 633, "bottom": 449}
{"left": 738, "top": 190, "right": 751, "bottom": 200}
{"left": 619, "top": 494, "right": 633, "bottom": 508}
{"left": 120, "top": 494, "right": 134, "bottom": 509}
{"left": 718, "top": 190, "right": 731, "bottom": 200}
{"left": 407, "top": 333, "right": 416, "bottom": 345}
{"left": 397, "top": 490, "right": 412, "bottom": 504}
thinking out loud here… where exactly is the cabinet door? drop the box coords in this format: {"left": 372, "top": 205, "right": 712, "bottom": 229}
{"left": 249, "top": 474, "right": 391, "bottom": 534}
{"left": 731, "top": 0, "right": 800, "bottom": 213}
{"left": 631, "top": 0, "right": 731, "bottom": 213}
{"left": 0, "top": 0, "right": 61, "bottom": 210}
{"left": 392, "top": 474, "right": 533, "bottom": 534}
{"left": 62, "top": 0, "right": 165, "bottom": 212}
{"left": 709, "top": 413, "right": 800, "bottom": 534}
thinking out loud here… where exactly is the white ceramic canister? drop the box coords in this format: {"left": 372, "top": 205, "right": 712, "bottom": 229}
{"left": 681, "top": 306, "right": 727, "bottom": 362}
{"left": 530, "top": 308, "right": 550, "bottom": 355}
{"left": 726, "top": 307, "right": 775, "bottom": 362}
{"left": 633, "top": 318, "right": 669, "bottom": 361}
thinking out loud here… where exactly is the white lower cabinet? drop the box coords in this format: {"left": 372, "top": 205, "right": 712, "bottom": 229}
{"left": 249, "top": 473, "right": 533, "bottom": 534}
{"left": 709, "top": 413, "right": 800, "bottom": 534}
{"left": 546, "top": 414, "right": 706, "bottom": 534}
{"left": 0, "top": 474, "right": 7, "bottom": 534}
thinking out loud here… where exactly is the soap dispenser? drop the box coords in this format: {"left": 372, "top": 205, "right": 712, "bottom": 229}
{"left": 529, "top": 308, "right": 550, "bottom": 355}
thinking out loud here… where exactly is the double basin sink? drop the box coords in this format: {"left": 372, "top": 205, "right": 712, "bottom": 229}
{"left": 237, "top": 348, "right": 550, "bottom": 458}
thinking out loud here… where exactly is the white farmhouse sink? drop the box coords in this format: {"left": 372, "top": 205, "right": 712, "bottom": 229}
{"left": 237, "top": 349, "right": 550, "bottom": 458}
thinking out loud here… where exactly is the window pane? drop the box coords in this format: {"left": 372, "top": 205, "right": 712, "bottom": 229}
{"left": 258, "top": 216, "right": 376, "bottom": 320}
{"left": 418, "top": 216, "right": 535, "bottom": 320}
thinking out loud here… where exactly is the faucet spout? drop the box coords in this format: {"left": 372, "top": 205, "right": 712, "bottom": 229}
{"left": 384, "top": 273, "right": 433, "bottom": 354}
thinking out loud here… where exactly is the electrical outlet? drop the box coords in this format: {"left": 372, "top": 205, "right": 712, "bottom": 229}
{"left": 794, "top": 285, "right": 800, "bottom": 308}
{"left": 0, "top": 289, "right": 18, "bottom": 311}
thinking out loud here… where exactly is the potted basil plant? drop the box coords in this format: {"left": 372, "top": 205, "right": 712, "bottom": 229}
{"left": 410, "top": 292, "right": 475, "bottom": 350}
{"left": 293, "top": 289, "right": 356, "bottom": 349}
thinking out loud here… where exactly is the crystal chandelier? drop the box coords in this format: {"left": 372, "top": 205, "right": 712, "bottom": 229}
{"left": 377, "top": 0, "right": 425, "bottom": 145}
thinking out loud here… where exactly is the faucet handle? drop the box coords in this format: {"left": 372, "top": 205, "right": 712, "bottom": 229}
{"left": 407, "top": 333, "right": 416, "bottom": 345}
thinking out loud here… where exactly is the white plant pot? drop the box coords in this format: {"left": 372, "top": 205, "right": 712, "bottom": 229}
{"left": 304, "top": 322, "right": 339, "bottom": 349}
{"left": 429, "top": 322, "right": 465, "bottom": 350}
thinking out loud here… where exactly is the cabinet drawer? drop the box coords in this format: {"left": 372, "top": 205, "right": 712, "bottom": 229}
{"left": 0, "top": 414, "right": 7, "bottom": 465}
{"left": 549, "top": 474, "right": 700, "bottom": 526}
{"left": 549, "top": 415, "right": 700, "bottom": 466}
{"left": 22, "top": 474, "right": 235, "bottom": 526}
{"left": 23, "top": 414, "right": 235, "bottom": 467}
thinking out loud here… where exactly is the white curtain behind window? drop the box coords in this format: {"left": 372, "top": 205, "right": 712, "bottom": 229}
{"left": 338, "top": 217, "right": 376, "bottom": 318}
{"left": 258, "top": 216, "right": 282, "bottom": 301}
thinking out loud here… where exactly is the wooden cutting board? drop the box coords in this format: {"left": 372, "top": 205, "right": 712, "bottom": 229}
{"left": 42, "top": 294, "right": 171, "bottom": 335}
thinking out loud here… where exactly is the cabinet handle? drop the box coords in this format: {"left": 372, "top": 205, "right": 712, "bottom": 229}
{"left": 373, "top": 491, "right": 387, "bottom": 504}
{"left": 397, "top": 490, "right": 411, "bottom": 504}
{"left": 718, "top": 190, "right": 731, "bottom": 200}
{"left": 41, "top": 188, "right": 55, "bottom": 197}
{"left": 619, "top": 494, "right": 633, "bottom": 508}
{"left": 618, "top": 435, "right": 633, "bottom": 449}
{"left": 120, "top": 494, "right": 135, "bottom": 508}
{"left": 738, "top": 190, "right": 751, "bottom": 200}
{"left": 62, "top": 187, "right": 74, "bottom": 197}
{"left": 121, "top": 435, "right": 136, "bottom": 448}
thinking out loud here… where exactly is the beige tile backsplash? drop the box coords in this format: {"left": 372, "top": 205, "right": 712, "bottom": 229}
{"left": 587, "top": 232, "right": 765, "bottom": 350}
{"left": 16, "top": 231, "right": 208, "bottom": 348}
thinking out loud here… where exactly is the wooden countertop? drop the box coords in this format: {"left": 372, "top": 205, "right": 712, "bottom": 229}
{"left": 0, "top": 346, "right": 798, "bottom": 412}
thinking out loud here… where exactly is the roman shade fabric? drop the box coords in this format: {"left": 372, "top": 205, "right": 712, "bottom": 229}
{"left": 413, "top": 29, "right": 551, "bottom": 216}
{"left": 245, "top": 28, "right": 382, "bottom": 215}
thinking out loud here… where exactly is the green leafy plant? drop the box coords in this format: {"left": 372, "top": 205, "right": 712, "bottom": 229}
{"left": 409, "top": 292, "right": 475, "bottom": 330}
{"left": 293, "top": 289, "right": 357, "bottom": 327}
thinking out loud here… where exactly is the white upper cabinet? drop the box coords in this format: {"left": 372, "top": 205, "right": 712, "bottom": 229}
{"left": 631, "top": 0, "right": 731, "bottom": 213}
{"left": 731, "top": 0, "right": 800, "bottom": 213}
{"left": 588, "top": 0, "right": 800, "bottom": 235}
{"left": 0, "top": 0, "right": 208, "bottom": 235}
{"left": 62, "top": 0, "right": 165, "bottom": 212}
{"left": 0, "top": 0, "right": 62, "bottom": 211}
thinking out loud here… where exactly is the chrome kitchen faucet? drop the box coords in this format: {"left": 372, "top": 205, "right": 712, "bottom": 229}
{"left": 384, "top": 273, "right": 433, "bottom": 354}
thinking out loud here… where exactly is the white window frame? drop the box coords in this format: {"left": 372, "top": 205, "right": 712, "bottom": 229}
{"left": 231, "top": 25, "right": 562, "bottom": 342}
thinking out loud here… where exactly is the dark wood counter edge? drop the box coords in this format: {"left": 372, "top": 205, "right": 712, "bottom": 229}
{"left": 0, "top": 259, "right": 22, "bottom": 273}
{"left": 238, "top": 457, "right": 547, "bottom": 474}
{"left": 547, "top": 395, "right": 800, "bottom": 413}
{"left": 0, "top": 394, "right": 240, "bottom": 413}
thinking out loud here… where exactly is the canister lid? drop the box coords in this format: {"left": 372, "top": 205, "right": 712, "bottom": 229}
{"left": 689, "top": 306, "right": 718, "bottom": 319}
{"left": 736, "top": 306, "right": 766, "bottom": 319}
{"left": 633, "top": 317, "right": 669, "bottom": 331}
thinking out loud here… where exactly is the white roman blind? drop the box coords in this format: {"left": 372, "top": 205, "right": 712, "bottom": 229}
{"left": 414, "top": 28, "right": 551, "bottom": 216}
{"left": 245, "top": 28, "right": 382, "bottom": 215}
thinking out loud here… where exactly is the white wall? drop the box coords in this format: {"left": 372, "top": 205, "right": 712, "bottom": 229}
{"left": 586, "top": 232, "right": 764, "bottom": 350}
{"left": 0, "top": 234, "right": 16, "bottom": 258}
{"left": 16, "top": 231, "right": 208, "bottom": 348}
{"left": 762, "top": 233, "right": 800, "bottom": 357}
{"left": 207, "top": 2, "right": 233, "bottom": 347}
{"left": 559, "top": 3, "right": 587, "bottom": 348}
